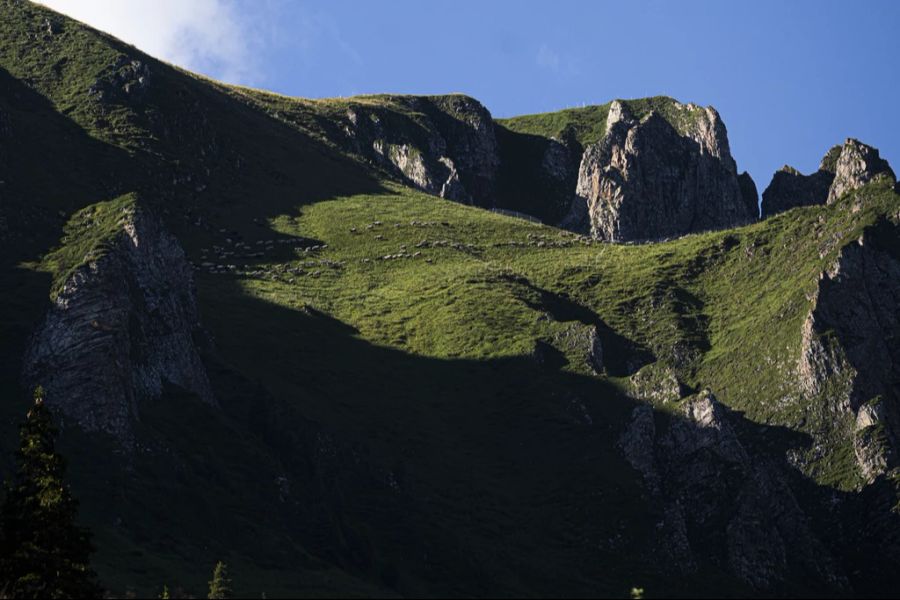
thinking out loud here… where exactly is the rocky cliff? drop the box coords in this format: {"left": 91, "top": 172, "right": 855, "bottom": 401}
{"left": 565, "top": 100, "right": 757, "bottom": 241}
{"left": 620, "top": 391, "right": 846, "bottom": 589}
{"left": 828, "top": 139, "right": 897, "bottom": 203}
{"left": 23, "top": 197, "right": 213, "bottom": 443}
{"left": 620, "top": 389, "right": 844, "bottom": 590}
{"left": 337, "top": 94, "right": 499, "bottom": 206}
{"left": 798, "top": 218, "right": 900, "bottom": 481}
{"left": 761, "top": 164, "right": 836, "bottom": 218}
{"left": 762, "top": 139, "right": 896, "bottom": 217}
{"left": 331, "top": 96, "right": 759, "bottom": 242}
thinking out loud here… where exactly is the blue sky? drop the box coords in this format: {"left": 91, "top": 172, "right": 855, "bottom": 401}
{"left": 44, "top": 0, "right": 900, "bottom": 192}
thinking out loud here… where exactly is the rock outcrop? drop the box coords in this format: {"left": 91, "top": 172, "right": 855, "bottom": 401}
{"left": 342, "top": 95, "right": 499, "bottom": 206}
{"left": 23, "top": 201, "right": 213, "bottom": 443}
{"left": 567, "top": 100, "right": 757, "bottom": 242}
{"left": 761, "top": 140, "right": 895, "bottom": 217}
{"left": 337, "top": 96, "right": 765, "bottom": 241}
{"left": 627, "top": 362, "right": 683, "bottom": 405}
{"left": 88, "top": 54, "right": 152, "bottom": 102}
{"left": 620, "top": 391, "right": 845, "bottom": 590}
{"left": 761, "top": 163, "right": 836, "bottom": 218}
{"left": 738, "top": 171, "right": 759, "bottom": 218}
{"left": 798, "top": 219, "right": 900, "bottom": 480}
{"left": 587, "top": 326, "right": 604, "bottom": 374}
{"left": 827, "top": 138, "right": 896, "bottom": 203}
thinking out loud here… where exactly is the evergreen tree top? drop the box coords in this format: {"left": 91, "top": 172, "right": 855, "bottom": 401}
{"left": 208, "top": 560, "right": 233, "bottom": 599}
{"left": 0, "top": 387, "right": 103, "bottom": 598}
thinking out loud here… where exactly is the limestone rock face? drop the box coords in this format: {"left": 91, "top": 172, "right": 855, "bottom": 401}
{"left": 343, "top": 95, "right": 499, "bottom": 206}
{"left": 797, "top": 220, "right": 900, "bottom": 480}
{"left": 23, "top": 205, "right": 213, "bottom": 443}
{"left": 854, "top": 398, "right": 893, "bottom": 482}
{"left": 761, "top": 140, "right": 895, "bottom": 217}
{"left": 828, "top": 138, "right": 897, "bottom": 203}
{"left": 619, "top": 391, "right": 844, "bottom": 589}
{"left": 570, "top": 101, "right": 756, "bottom": 242}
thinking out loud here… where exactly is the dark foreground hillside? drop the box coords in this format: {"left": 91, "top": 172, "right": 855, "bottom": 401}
{"left": 1, "top": 1, "right": 899, "bottom": 597}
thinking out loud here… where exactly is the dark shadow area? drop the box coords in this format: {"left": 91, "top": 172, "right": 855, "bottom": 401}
{"left": 56, "top": 269, "right": 898, "bottom": 597}
{"left": 3, "top": 15, "right": 899, "bottom": 596}
{"left": 494, "top": 125, "right": 581, "bottom": 225}
{"left": 54, "top": 269, "right": 654, "bottom": 596}
{"left": 869, "top": 215, "right": 900, "bottom": 259}
{"left": 531, "top": 339, "right": 569, "bottom": 370}
{"left": 760, "top": 166, "right": 833, "bottom": 219}
{"left": 0, "top": 65, "right": 142, "bottom": 460}
{"left": 0, "top": 50, "right": 391, "bottom": 593}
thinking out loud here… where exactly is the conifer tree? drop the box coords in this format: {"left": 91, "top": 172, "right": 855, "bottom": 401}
{"left": 207, "top": 561, "right": 232, "bottom": 599}
{"left": 0, "top": 387, "right": 102, "bottom": 598}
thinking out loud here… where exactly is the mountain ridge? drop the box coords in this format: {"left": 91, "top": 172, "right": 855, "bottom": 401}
{"left": 1, "top": 1, "right": 899, "bottom": 596}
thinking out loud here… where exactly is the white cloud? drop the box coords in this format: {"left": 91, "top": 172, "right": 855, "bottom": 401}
{"left": 38, "top": 0, "right": 261, "bottom": 84}
{"left": 535, "top": 43, "right": 581, "bottom": 77}
{"left": 536, "top": 43, "right": 560, "bottom": 72}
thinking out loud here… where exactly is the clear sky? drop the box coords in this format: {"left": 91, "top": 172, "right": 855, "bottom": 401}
{"left": 41, "top": 0, "right": 900, "bottom": 193}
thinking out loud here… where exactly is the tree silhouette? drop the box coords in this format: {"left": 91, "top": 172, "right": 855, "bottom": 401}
{"left": 0, "top": 387, "right": 102, "bottom": 597}
{"left": 207, "top": 561, "right": 233, "bottom": 599}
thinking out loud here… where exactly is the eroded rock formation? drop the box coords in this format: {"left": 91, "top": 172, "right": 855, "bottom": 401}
{"left": 23, "top": 202, "right": 213, "bottom": 442}
{"left": 568, "top": 101, "right": 757, "bottom": 242}
{"left": 762, "top": 140, "right": 896, "bottom": 217}
{"left": 342, "top": 95, "right": 499, "bottom": 206}
{"left": 761, "top": 164, "right": 836, "bottom": 218}
{"left": 828, "top": 139, "right": 896, "bottom": 203}
{"left": 620, "top": 391, "right": 845, "bottom": 590}
{"left": 798, "top": 219, "right": 900, "bottom": 481}
{"left": 88, "top": 54, "right": 152, "bottom": 102}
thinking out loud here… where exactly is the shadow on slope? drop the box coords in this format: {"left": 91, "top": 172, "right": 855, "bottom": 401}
{"left": 70, "top": 272, "right": 899, "bottom": 598}
{"left": 0, "top": 65, "right": 141, "bottom": 459}
{"left": 494, "top": 125, "right": 580, "bottom": 225}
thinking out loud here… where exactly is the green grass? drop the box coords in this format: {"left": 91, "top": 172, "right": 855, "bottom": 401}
{"left": 36, "top": 194, "right": 137, "bottom": 297}
{"left": 497, "top": 95, "right": 709, "bottom": 147}
{"left": 184, "top": 177, "right": 898, "bottom": 596}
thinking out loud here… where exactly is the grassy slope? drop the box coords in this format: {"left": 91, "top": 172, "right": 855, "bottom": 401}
{"left": 0, "top": 3, "right": 390, "bottom": 596}
{"left": 230, "top": 181, "right": 896, "bottom": 483}
{"left": 497, "top": 96, "right": 707, "bottom": 146}
{"left": 2, "top": 1, "right": 899, "bottom": 596}
{"left": 190, "top": 178, "right": 898, "bottom": 597}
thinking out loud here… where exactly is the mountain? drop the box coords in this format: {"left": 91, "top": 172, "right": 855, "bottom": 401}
{"left": 498, "top": 97, "right": 759, "bottom": 240}
{"left": 762, "top": 139, "right": 897, "bottom": 217}
{"left": 1, "top": 1, "right": 898, "bottom": 597}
